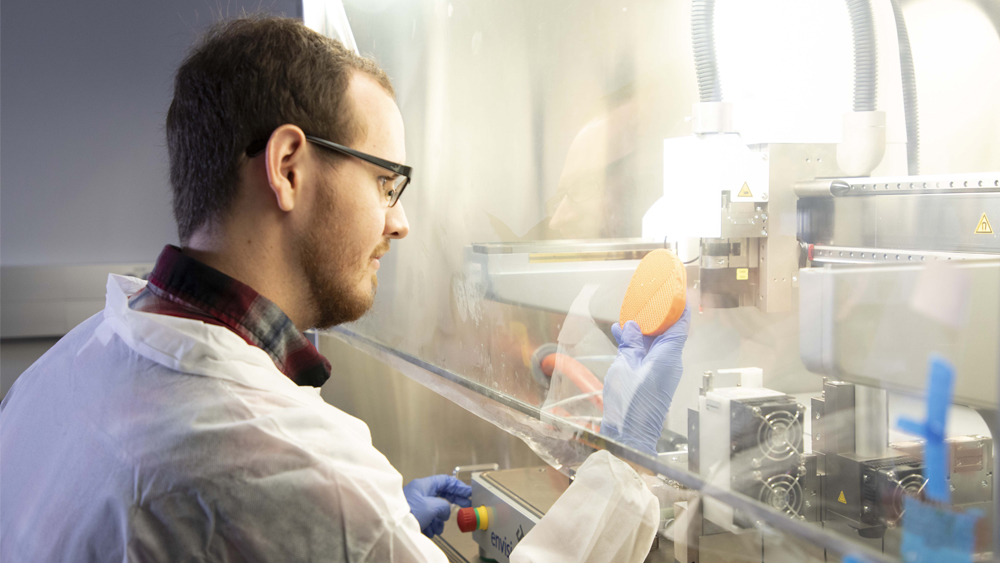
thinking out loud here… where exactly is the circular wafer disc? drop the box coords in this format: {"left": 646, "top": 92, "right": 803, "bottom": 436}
{"left": 619, "top": 249, "right": 687, "bottom": 336}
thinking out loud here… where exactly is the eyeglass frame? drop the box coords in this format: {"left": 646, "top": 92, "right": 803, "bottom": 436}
{"left": 245, "top": 134, "right": 412, "bottom": 207}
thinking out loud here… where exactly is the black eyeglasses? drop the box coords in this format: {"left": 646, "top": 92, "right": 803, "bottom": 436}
{"left": 246, "top": 135, "right": 411, "bottom": 207}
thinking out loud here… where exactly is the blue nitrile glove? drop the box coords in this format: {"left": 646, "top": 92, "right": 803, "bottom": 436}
{"left": 403, "top": 475, "right": 472, "bottom": 537}
{"left": 600, "top": 305, "right": 691, "bottom": 455}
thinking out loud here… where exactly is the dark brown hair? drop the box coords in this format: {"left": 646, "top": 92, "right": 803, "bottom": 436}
{"left": 166, "top": 15, "right": 394, "bottom": 242}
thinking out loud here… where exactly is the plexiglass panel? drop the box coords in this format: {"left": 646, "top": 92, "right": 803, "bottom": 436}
{"left": 322, "top": 1, "right": 1000, "bottom": 560}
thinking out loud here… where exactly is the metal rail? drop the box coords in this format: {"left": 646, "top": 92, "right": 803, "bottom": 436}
{"left": 796, "top": 174, "right": 1000, "bottom": 197}
{"left": 810, "top": 245, "right": 998, "bottom": 265}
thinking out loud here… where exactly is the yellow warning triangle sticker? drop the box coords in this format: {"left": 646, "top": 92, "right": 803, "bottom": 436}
{"left": 838, "top": 491, "right": 847, "bottom": 504}
{"left": 737, "top": 182, "right": 753, "bottom": 198}
{"left": 975, "top": 212, "right": 993, "bottom": 234}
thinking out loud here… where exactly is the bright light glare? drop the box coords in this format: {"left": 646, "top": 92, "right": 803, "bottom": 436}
{"left": 714, "top": 0, "right": 853, "bottom": 144}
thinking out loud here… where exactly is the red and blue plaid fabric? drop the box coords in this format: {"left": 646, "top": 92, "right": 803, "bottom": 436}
{"left": 129, "top": 245, "right": 331, "bottom": 387}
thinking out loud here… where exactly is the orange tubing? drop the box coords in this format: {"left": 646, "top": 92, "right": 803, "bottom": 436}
{"left": 540, "top": 353, "right": 604, "bottom": 410}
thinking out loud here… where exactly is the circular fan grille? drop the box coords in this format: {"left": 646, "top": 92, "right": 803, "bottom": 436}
{"left": 891, "top": 473, "right": 927, "bottom": 521}
{"left": 759, "top": 474, "right": 803, "bottom": 516}
{"left": 757, "top": 410, "right": 802, "bottom": 461}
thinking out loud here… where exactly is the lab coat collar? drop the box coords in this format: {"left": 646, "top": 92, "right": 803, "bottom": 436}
{"left": 100, "top": 274, "right": 311, "bottom": 397}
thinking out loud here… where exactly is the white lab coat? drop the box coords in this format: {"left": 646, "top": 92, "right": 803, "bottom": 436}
{"left": 0, "top": 275, "right": 447, "bottom": 563}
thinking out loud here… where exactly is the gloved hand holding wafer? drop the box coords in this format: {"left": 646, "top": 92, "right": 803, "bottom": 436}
{"left": 601, "top": 249, "right": 690, "bottom": 454}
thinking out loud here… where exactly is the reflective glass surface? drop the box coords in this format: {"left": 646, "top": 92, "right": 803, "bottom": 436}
{"left": 320, "top": 1, "right": 1000, "bottom": 560}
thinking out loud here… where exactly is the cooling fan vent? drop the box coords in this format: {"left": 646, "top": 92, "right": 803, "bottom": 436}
{"left": 759, "top": 474, "right": 804, "bottom": 518}
{"left": 890, "top": 473, "right": 927, "bottom": 523}
{"left": 757, "top": 410, "right": 802, "bottom": 461}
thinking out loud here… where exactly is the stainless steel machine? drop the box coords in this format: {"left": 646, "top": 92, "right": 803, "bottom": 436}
{"left": 453, "top": 149, "right": 1000, "bottom": 561}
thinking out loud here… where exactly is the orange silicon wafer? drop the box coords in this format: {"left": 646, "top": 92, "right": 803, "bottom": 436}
{"left": 619, "top": 249, "right": 687, "bottom": 336}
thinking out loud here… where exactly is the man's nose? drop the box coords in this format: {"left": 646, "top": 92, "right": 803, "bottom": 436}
{"left": 384, "top": 201, "right": 409, "bottom": 239}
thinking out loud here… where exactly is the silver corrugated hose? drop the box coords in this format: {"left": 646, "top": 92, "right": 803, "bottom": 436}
{"left": 692, "top": 0, "right": 722, "bottom": 103}
{"left": 890, "top": 0, "right": 920, "bottom": 175}
{"left": 846, "top": 0, "right": 878, "bottom": 112}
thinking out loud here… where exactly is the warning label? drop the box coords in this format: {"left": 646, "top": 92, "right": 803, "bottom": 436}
{"left": 975, "top": 213, "right": 993, "bottom": 234}
{"left": 737, "top": 182, "right": 753, "bottom": 198}
{"left": 838, "top": 491, "right": 847, "bottom": 504}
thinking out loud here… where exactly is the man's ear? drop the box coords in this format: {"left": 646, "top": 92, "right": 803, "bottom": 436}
{"left": 264, "top": 124, "right": 309, "bottom": 212}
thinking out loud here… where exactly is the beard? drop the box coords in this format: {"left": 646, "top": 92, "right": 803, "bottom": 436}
{"left": 297, "top": 184, "right": 388, "bottom": 329}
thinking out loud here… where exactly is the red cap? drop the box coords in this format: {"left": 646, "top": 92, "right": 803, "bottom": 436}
{"left": 457, "top": 507, "right": 478, "bottom": 533}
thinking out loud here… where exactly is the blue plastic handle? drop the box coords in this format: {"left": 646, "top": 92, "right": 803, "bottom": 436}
{"left": 896, "top": 355, "right": 955, "bottom": 504}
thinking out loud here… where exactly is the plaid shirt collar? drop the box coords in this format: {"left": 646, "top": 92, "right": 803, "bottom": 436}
{"left": 130, "top": 245, "right": 331, "bottom": 387}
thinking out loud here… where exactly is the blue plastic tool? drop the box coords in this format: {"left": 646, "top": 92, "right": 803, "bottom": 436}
{"left": 896, "top": 354, "right": 954, "bottom": 503}
{"left": 895, "top": 355, "right": 982, "bottom": 563}
{"left": 900, "top": 496, "right": 980, "bottom": 563}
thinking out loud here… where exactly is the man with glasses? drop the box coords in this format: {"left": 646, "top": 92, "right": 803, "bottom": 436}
{"left": 1, "top": 16, "right": 468, "bottom": 562}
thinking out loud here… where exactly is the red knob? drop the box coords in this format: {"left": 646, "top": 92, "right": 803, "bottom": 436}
{"left": 457, "top": 507, "right": 478, "bottom": 533}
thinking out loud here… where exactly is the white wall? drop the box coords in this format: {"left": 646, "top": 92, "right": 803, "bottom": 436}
{"left": 0, "top": 0, "right": 300, "bottom": 267}
{"left": 0, "top": 0, "right": 300, "bottom": 397}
